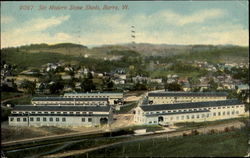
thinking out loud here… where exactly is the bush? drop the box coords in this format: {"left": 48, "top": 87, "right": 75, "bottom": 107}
{"left": 224, "top": 127, "right": 230, "bottom": 132}
{"left": 209, "top": 129, "right": 217, "bottom": 135}
{"left": 191, "top": 129, "right": 199, "bottom": 135}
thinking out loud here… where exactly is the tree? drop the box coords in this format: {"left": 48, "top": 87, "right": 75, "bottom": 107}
{"left": 80, "top": 78, "right": 96, "bottom": 92}
{"left": 104, "top": 77, "right": 114, "bottom": 91}
{"left": 48, "top": 81, "right": 64, "bottom": 94}
{"left": 165, "top": 82, "right": 182, "bottom": 91}
{"left": 20, "top": 80, "right": 36, "bottom": 94}
{"left": 208, "top": 79, "right": 218, "bottom": 91}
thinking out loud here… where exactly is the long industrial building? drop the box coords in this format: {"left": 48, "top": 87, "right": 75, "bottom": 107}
{"left": 147, "top": 92, "right": 227, "bottom": 104}
{"left": 9, "top": 105, "right": 113, "bottom": 127}
{"left": 134, "top": 99, "right": 245, "bottom": 125}
{"left": 64, "top": 92, "right": 123, "bottom": 105}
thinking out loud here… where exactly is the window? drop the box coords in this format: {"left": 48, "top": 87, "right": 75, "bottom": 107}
{"left": 57, "top": 112, "right": 61, "bottom": 114}
{"left": 63, "top": 112, "right": 67, "bottom": 114}
{"left": 232, "top": 111, "right": 235, "bottom": 115}
{"left": 176, "top": 116, "right": 179, "bottom": 120}
{"left": 30, "top": 117, "right": 34, "bottom": 121}
{"left": 49, "top": 118, "right": 53, "bottom": 122}
{"left": 10, "top": 118, "right": 14, "bottom": 121}
{"left": 44, "top": 112, "right": 48, "bottom": 114}
{"left": 37, "top": 117, "right": 40, "bottom": 121}
{"left": 43, "top": 117, "right": 47, "bottom": 121}
{"left": 223, "top": 112, "right": 225, "bottom": 115}
{"left": 38, "top": 112, "right": 42, "bottom": 114}
{"left": 218, "top": 112, "right": 221, "bottom": 116}
{"left": 197, "top": 115, "right": 199, "bottom": 119}
{"left": 88, "top": 118, "right": 92, "bottom": 122}
{"left": 23, "top": 118, "right": 27, "bottom": 122}
{"left": 227, "top": 111, "right": 230, "bottom": 115}
{"left": 213, "top": 112, "right": 216, "bottom": 116}
{"left": 17, "top": 118, "right": 20, "bottom": 122}
{"left": 82, "top": 118, "right": 85, "bottom": 122}
{"left": 56, "top": 118, "right": 59, "bottom": 122}
{"left": 51, "top": 112, "right": 54, "bottom": 114}
{"left": 181, "top": 116, "right": 184, "bottom": 120}
{"left": 76, "top": 112, "right": 80, "bottom": 115}
{"left": 149, "top": 121, "right": 152, "bottom": 124}
{"left": 236, "top": 111, "right": 239, "bottom": 114}
{"left": 62, "top": 118, "right": 66, "bottom": 122}
{"left": 191, "top": 115, "right": 194, "bottom": 119}
{"left": 202, "top": 114, "right": 205, "bottom": 118}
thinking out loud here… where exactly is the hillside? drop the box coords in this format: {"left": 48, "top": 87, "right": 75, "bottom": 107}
{"left": 1, "top": 43, "right": 248, "bottom": 72}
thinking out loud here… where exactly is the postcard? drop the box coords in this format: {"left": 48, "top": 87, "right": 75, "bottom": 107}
{"left": 1, "top": 1, "right": 249, "bottom": 157}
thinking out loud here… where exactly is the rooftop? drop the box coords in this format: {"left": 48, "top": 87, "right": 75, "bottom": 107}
{"left": 64, "top": 92, "right": 123, "bottom": 96}
{"left": 12, "top": 105, "right": 111, "bottom": 112}
{"left": 140, "top": 99, "right": 242, "bottom": 111}
{"left": 148, "top": 91, "right": 228, "bottom": 97}
{"left": 32, "top": 97, "right": 108, "bottom": 102}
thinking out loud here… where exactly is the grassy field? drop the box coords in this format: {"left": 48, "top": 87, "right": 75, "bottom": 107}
{"left": 81, "top": 127, "right": 248, "bottom": 157}
{"left": 150, "top": 70, "right": 202, "bottom": 78}
{"left": 175, "top": 117, "right": 249, "bottom": 131}
{"left": 1, "top": 92, "right": 25, "bottom": 100}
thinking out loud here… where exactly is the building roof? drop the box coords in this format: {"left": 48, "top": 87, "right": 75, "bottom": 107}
{"left": 148, "top": 91, "right": 227, "bottom": 97}
{"left": 12, "top": 105, "right": 111, "bottom": 112}
{"left": 10, "top": 114, "right": 109, "bottom": 117}
{"left": 140, "top": 99, "right": 242, "bottom": 111}
{"left": 64, "top": 92, "right": 123, "bottom": 96}
{"left": 32, "top": 97, "right": 108, "bottom": 102}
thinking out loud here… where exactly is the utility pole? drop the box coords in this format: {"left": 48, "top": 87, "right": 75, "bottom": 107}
{"left": 131, "top": 25, "right": 136, "bottom": 50}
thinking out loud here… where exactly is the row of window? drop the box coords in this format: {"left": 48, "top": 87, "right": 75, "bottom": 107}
{"left": 145, "top": 105, "right": 243, "bottom": 115}
{"left": 147, "top": 110, "right": 241, "bottom": 123}
{"left": 10, "top": 117, "right": 93, "bottom": 122}
{"left": 34, "top": 101, "right": 107, "bottom": 104}
{"left": 150, "top": 96, "right": 225, "bottom": 99}
{"left": 13, "top": 111, "right": 95, "bottom": 115}
{"left": 65, "top": 96, "right": 112, "bottom": 98}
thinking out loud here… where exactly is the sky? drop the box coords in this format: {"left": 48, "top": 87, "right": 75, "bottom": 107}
{"left": 1, "top": 1, "right": 249, "bottom": 48}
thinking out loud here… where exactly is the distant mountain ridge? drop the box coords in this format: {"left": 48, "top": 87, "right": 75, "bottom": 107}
{"left": 2, "top": 42, "right": 248, "bottom": 59}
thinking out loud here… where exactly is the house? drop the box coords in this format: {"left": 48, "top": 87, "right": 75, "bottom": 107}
{"left": 236, "top": 84, "right": 249, "bottom": 94}
{"left": 61, "top": 75, "right": 72, "bottom": 80}
{"left": 150, "top": 78, "right": 162, "bottom": 84}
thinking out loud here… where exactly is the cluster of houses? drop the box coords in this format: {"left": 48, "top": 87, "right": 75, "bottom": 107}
{"left": 1, "top": 60, "right": 249, "bottom": 95}
{"left": 134, "top": 91, "right": 246, "bottom": 126}
{"left": 8, "top": 92, "right": 123, "bottom": 127}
